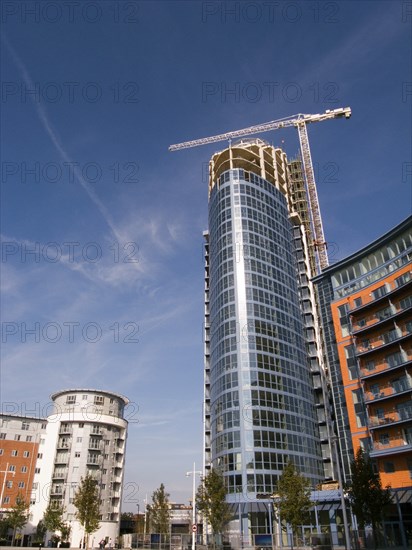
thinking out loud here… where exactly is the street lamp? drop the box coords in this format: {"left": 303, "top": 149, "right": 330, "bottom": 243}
{"left": 186, "top": 463, "right": 202, "bottom": 550}
{"left": 143, "top": 494, "right": 148, "bottom": 538}
{"left": 331, "top": 437, "right": 351, "bottom": 550}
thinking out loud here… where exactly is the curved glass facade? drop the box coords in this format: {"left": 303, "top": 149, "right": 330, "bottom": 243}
{"left": 207, "top": 151, "right": 323, "bottom": 512}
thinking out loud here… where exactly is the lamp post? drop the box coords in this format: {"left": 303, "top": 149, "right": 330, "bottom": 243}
{"left": 332, "top": 438, "right": 351, "bottom": 550}
{"left": 143, "top": 494, "right": 148, "bottom": 539}
{"left": 186, "top": 463, "right": 202, "bottom": 550}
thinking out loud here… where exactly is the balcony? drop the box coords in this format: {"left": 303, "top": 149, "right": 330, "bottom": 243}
{"left": 88, "top": 442, "right": 103, "bottom": 451}
{"left": 349, "top": 275, "right": 412, "bottom": 314}
{"left": 369, "top": 408, "right": 412, "bottom": 429}
{"left": 356, "top": 328, "right": 411, "bottom": 356}
{"left": 57, "top": 440, "right": 71, "bottom": 450}
{"left": 370, "top": 436, "right": 412, "bottom": 457}
{"left": 87, "top": 454, "right": 102, "bottom": 466}
{"left": 59, "top": 425, "right": 72, "bottom": 435}
{"left": 52, "top": 470, "right": 68, "bottom": 480}
{"left": 359, "top": 356, "right": 410, "bottom": 379}
{"left": 364, "top": 381, "right": 412, "bottom": 402}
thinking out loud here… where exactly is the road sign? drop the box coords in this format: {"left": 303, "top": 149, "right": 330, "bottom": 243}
{"left": 192, "top": 525, "right": 197, "bottom": 532}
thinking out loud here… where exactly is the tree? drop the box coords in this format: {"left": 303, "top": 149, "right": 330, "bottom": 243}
{"left": 148, "top": 484, "right": 170, "bottom": 536}
{"left": 43, "top": 502, "right": 65, "bottom": 534}
{"left": 7, "top": 492, "right": 30, "bottom": 545}
{"left": 346, "top": 448, "right": 392, "bottom": 548}
{"left": 73, "top": 475, "right": 100, "bottom": 548}
{"left": 33, "top": 520, "right": 47, "bottom": 545}
{"left": 276, "top": 462, "right": 312, "bottom": 549}
{"left": 0, "top": 516, "right": 11, "bottom": 544}
{"left": 195, "top": 468, "right": 232, "bottom": 546}
{"left": 60, "top": 522, "right": 72, "bottom": 543}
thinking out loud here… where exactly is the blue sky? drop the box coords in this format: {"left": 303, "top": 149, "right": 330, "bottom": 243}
{"left": 1, "top": 0, "right": 411, "bottom": 509}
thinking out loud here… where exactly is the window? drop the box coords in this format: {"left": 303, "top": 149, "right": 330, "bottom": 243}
{"left": 0, "top": 433, "right": 5, "bottom": 440}
{"left": 395, "top": 271, "right": 411, "bottom": 288}
{"left": 21, "top": 422, "right": 30, "bottom": 430}
{"left": 3, "top": 497, "right": 10, "bottom": 504}
{"left": 78, "top": 423, "right": 84, "bottom": 428}
{"left": 352, "top": 389, "right": 366, "bottom": 427}
{"left": 37, "top": 453, "right": 43, "bottom": 459}
{"left": 372, "top": 286, "right": 387, "bottom": 300}
{"left": 6, "top": 481, "right": 13, "bottom": 489}
{"left": 26, "top": 436, "right": 32, "bottom": 442}
{"left": 0, "top": 449, "right": 3, "bottom": 455}
{"left": 337, "top": 304, "right": 350, "bottom": 337}
{"left": 41, "top": 423, "right": 47, "bottom": 429}
{"left": 21, "top": 466, "right": 27, "bottom": 473}
{"left": 66, "top": 395, "right": 76, "bottom": 404}
{"left": 11, "top": 450, "right": 18, "bottom": 457}
{"left": 354, "top": 297, "right": 362, "bottom": 308}
{"left": 365, "top": 360, "right": 375, "bottom": 371}
{"left": 94, "top": 395, "right": 104, "bottom": 404}
{"left": 82, "top": 395, "right": 88, "bottom": 401}
{"left": 387, "top": 351, "right": 403, "bottom": 368}
{"left": 18, "top": 481, "right": 25, "bottom": 488}
{"left": 23, "top": 451, "right": 30, "bottom": 458}
{"left": 379, "top": 433, "right": 390, "bottom": 445}
{"left": 384, "top": 462, "right": 395, "bottom": 473}
{"left": 9, "top": 465, "right": 15, "bottom": 472}
{"left": 77, "top": 437, "right": 82, "bottom": 443}
{"left": 345, "top": 345, "right": 358, "bottom": 379}
{"left": 375, "top": 407, "right": 385, "bottom": 419}
{"left": 35, "top": 468, "right": 40, "bottom": 474}
{"left": 14, "top": 435, "right": 20, "bottom": 441}
{"left": 75, "top": 452, "right": 80, "bottom": 458}
{"left": 407, "top": 459, "right": 412, "bottom": 479}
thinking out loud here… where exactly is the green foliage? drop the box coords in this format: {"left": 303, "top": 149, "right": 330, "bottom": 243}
{"left": 33, "top": 520, "right": 47, "bottom": 544}
{"left": 195, "top": 468, "right": 232, "bottom": 536}
{"left": 60, "top": 522, "right": 72, "bottom": 542}
{"left": 276, "top": 462, "right": 312, "bottom": 540}
{"left": 43, "top": 502, "right": 65, "bottom": 533}
{"left": 0, "top": 516, "right": 11, "bottom": 541}
{"left": 347, "top": 448, "right": 392, "bottom": 535}
{"left": 148, "top": 483, "right": 170, "bottom": 535}
{"left": 7, "top": 493, "right": 30, "bottom": 545}
{"left": 73, "top": 475, "right": 100, "bottom": 540}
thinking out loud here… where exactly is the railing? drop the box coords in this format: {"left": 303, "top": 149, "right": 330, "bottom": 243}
{"left": 372, "top": 436, "right": 411, "bottom": 451}
{"left": 359, "top": 355, "right": 410, "bottom": 377}
{"left": 364, "top": 381, "right": 412, "bottom": 401}
{"left": 369, "top": 408, "right": 412, "bottom": 427}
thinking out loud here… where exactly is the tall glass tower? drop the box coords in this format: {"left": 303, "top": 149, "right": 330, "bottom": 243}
{"left": 203, "top": 139, "right": 325, "bottom": 545}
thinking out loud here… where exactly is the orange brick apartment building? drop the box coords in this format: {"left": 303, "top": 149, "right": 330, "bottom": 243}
{"left": 314, "top": 216, "right": 412, "bottom": 544}
{"left": 0, "top": 415, "right": 46, "bottom": 516}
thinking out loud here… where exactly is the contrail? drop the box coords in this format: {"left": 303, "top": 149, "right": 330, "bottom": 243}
{"left": 2, "top": 34, "right": 136, "bottom": 260}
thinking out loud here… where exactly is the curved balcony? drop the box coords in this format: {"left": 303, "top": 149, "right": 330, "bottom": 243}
{"left": 369, "top": 408, "right": 412, "bottom": 429}
{"left": 364, "top": 381, "right": 412, "bottom": 403}
{"left": 349, "top": 275, "right": 412, "bottom": 314}
{"left": 370, "top": 436, "right": 412, "bottom": 457}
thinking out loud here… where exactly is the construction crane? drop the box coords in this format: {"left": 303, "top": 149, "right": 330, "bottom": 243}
{"left": 169, "top": 107, "right": 351, "bottom": 273}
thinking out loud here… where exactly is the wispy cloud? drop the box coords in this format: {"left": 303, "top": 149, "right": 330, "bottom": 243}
{"left": 1, "top": 34, "right": 141, "bottom": 270}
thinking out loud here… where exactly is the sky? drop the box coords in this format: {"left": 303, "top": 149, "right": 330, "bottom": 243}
{"left": 1, "top": 0, "right": 411, "bottom": 510}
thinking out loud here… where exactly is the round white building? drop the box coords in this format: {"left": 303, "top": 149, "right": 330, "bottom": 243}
{"left": 32, "top": 389, "right": 129, "bottom": 547}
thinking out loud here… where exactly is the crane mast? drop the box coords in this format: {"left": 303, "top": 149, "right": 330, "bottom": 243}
{"left": 169, "top": 107, "right": 351, "bottom": 273}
